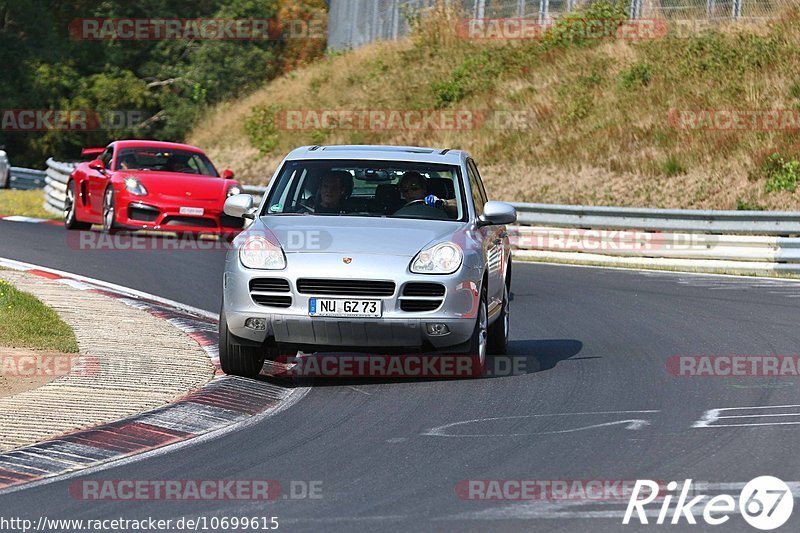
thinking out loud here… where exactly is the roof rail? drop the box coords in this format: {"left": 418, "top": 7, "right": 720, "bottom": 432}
{"left": 309, "top": 145, "right": 321, "bottom": 151}
{"left": 439, "top": 149, "right": 450, "bottom": 155}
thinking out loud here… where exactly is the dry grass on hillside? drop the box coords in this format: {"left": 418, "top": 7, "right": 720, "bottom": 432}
{"left": 189, "top": 3, "right": 800, "bottom": 210}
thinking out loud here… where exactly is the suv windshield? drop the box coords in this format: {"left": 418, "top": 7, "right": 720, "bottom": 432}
{"left": 114, "top": 148, "right": 218, "bottom": 177}
{"left": 262, "top": 160, "right": 466, "bottom": 221}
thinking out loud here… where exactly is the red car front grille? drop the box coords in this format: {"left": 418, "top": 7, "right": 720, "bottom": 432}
{"left": 162, "top": 216, "right": 217, "bottom": 228}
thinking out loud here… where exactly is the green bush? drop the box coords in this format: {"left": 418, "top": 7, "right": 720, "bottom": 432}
{"left": 244, "top": 105, "right": 280, "bottom": 155}
{"left": 543, "top": 1, "right": 628, "bottom": 48}
{"left": 761, "top": 154, "right": 800, "bottom": 193}
{"left": 432, "top": 50, "right": 497, "bottom": 108}
{"left": 660, "top": 156, "right": 686, "bottom": 177}
{"left": 790, "top": 81, "right": 800, "bottom": 100}
{"left": 619, "top": 63, "right": 653, "bottom": 90}
{"left": 735, "top": 198, "right": 766, "bottom": 211}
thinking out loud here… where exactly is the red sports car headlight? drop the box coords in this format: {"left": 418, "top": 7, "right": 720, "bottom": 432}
{"left": 124, "top": 177, "right": 148, "bottom": 196}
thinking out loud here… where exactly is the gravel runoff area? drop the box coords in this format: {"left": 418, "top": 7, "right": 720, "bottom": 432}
{"left": 0, "top": 269, "right": 215, "bottom": 452}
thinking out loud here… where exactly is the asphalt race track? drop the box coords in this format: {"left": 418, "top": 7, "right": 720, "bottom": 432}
{"left": 2, "top": 219, "right": 800, "bottom": 532}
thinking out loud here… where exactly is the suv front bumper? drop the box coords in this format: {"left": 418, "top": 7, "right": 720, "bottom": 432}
{"left": 223, "top": 252, "right": 481, "bottom": 351}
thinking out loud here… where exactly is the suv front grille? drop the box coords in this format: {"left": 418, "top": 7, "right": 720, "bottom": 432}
{"left": 251, "top": 294, "right": 292, "bottom": 308}
{"left": 399, "top": 282, "right": 446, "bottom": 313}
{"left": 402, "top": 283, "right": 445, "bottom": 297}
{"left": 249, "top": 278, "right": 292, "bottom": 308}
{"left": 400, "top": 300, "right": 443, "bottom": 312}
{"left": 296, "top": 279, "right": 395, "bottom": 297}
{"left": 250, "top": 278, "right": 291, "bottom": 292}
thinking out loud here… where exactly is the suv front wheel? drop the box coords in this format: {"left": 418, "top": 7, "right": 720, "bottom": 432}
{"left": 219, "top": 308, "right": 266, "bottom": 378}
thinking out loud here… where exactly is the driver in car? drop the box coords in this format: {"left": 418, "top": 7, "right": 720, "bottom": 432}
{"left": 165, "top": 154, "right": 193, "bottom": 174}
{"left": 394, "top": 171, "right": 448, "bottom": 219}
{"left": 314, "top": 170, "right": 352, "bottom": 214}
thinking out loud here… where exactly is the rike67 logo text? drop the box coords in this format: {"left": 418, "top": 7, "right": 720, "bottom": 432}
{"left": 623, "top": 477, "right": 793, "bottom": 530}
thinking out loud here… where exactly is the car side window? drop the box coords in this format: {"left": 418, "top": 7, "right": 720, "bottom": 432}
{"left": 466, "top": 159, "right": 486, "bottom": 217}
{"left": 469, "top": 160, "right": 489, "bottom": 203}
{"left": 187, "top": 156, "right": 202, "bottom": 174}
{"left": 100, "top": 147, "right": 113, "bottom": 169}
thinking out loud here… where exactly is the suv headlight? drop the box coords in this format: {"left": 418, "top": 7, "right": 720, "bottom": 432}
{"left": 411, "top": 242, "right": 463, "bottom": 274}
{"left": 124, "top": 177, "right": 148, "bottom": 196}
{"left": 227, "top": 185, "right": 242, "bottom": 197}
{"left": 240, "top": 235, "right": 286, "bottom": 270}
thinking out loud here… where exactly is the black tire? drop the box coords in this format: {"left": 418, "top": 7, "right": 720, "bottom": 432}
{"left": 102, "top": 186, "right": 118, "bottom": 234}
{"left": 488, "top": 265, "right": 511, "bottom": 356}
{"left": 219, "top": 307, "right": 266, "bottom": 378}
{"left": 64, "top": 180, "right": 92, "bottom": 230}
{"left": 466, "top": 283, "right": 489, "bottom": 377}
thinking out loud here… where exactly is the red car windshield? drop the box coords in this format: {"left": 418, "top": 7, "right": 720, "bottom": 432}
{"left": 114, "top": 148, "right": 218, "bottom": 177}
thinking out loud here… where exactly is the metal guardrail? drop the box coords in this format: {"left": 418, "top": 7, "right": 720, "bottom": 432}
{"left": 42, "top": 158, "right": 71, "bottom": 215}
{"left": 513, "top": 202, "right": 800, "bottom": 236}
{"left": 9, "top": 167, "right": 46, "bottom": 190}
{"left": 41, "top": 159, "right": 800, "bottom": 274}
{"left": 507, "top": 203, "right": 800, "bottom": 274}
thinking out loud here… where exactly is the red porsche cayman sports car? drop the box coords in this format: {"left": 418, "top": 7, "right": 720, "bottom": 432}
{"left": 64, "top": 140, "right": 245, "bottom": 235}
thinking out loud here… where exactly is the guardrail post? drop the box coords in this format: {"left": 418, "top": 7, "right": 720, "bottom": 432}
{"left": 629, "top": 0, "right": 642, "bottom": 19}
{"left": 473, "top": 0, "right": 485, "bottom": 19}
{"left": 538, "top": 0, "right": 550, "bottom": 24}
{"left": 731, "top": 0, "right": 742, "bottom": 18}
{"left": 371, "top": 0, "right": 380, "bottom": 41}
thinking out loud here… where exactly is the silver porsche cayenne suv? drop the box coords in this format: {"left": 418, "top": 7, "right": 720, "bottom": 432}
{"left": 220, "top": 145, "right": 516, "bottom": 378}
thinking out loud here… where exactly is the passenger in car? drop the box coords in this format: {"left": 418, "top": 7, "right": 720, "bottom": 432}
{"left": 394, "top": 172, "right": 449, "bottom": 219}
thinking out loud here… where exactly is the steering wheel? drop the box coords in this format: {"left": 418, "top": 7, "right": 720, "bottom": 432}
{"left": 295, "top": 201, "right": 315, "bottom": 213}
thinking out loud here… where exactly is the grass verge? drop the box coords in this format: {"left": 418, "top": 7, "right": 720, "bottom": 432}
{"left": 0, "top": 190, "right": 59, "bottom": 219}
{"left": 0, "top": 276, "right": 78, "bottom": 353}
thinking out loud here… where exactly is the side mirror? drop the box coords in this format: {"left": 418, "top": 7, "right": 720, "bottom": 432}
{"left": 224, "top": 194, "right": 256, "bottom": 220}
{"left": 222, "top": 169, "right": 235, "bottom": 179}
{"left": 88, "top": 159, "right": 105, "bottom": 172}
{"left": 477, "top": 201, "right": 517, "bottom": 227}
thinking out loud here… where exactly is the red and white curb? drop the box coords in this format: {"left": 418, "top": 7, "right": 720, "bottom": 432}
{"left": 0, "top": 257, "right": 306, "bottom": 494}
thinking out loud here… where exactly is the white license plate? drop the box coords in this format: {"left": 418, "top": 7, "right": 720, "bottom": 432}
{"left": 179, "top": 207, "right": 204, "bottom": 216}
{"left": 309, "top": 298, "right": 382, "bottom": 318}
